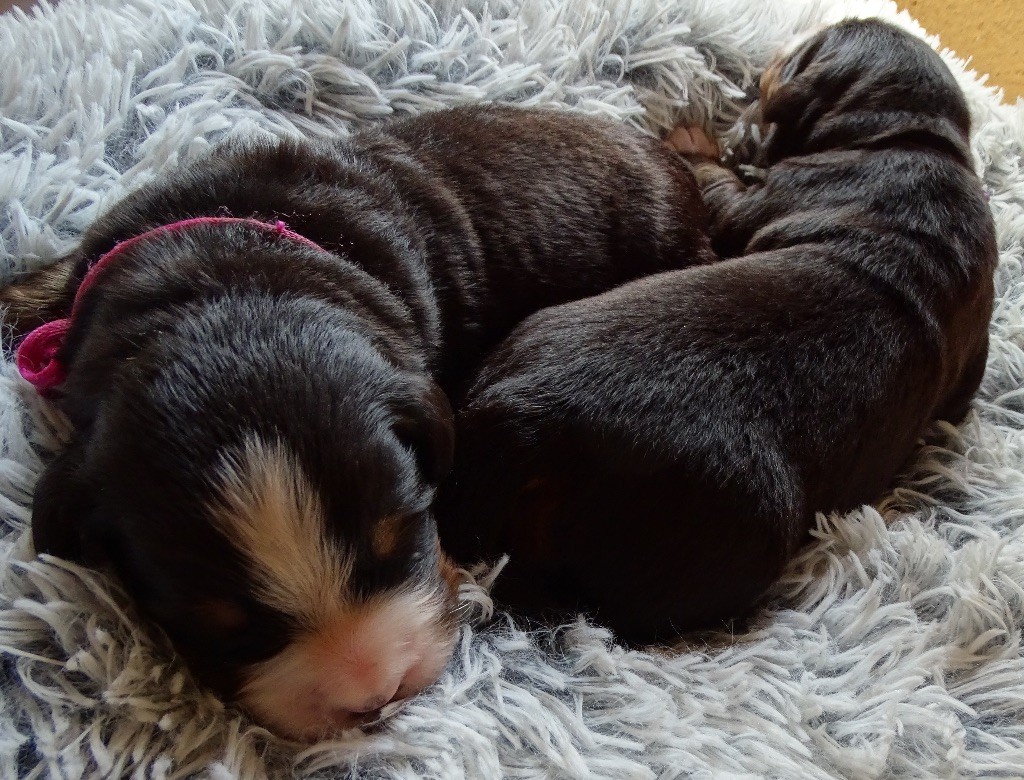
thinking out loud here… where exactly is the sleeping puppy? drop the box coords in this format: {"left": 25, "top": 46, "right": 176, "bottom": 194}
{"left": 436, "top": 20, "right": 997, "bottom": 643}
{"left": 0, "top": 105, "right": 716, "bottom": 739}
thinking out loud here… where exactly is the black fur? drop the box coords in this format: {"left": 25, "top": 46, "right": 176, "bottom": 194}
{"left": 436, "top": 20, "right": 997, "bottom": 643}
{"left": 9, "top": 106, "right": 714, "bottom": 699}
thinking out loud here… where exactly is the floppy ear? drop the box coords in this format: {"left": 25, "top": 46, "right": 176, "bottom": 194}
{"left": 394, "top": 377, "right": 455, "bottom": 486}
{"left": 0, "top": 254, "right": 79, "bottom": 338}
{"left": 31, "top": 438, "right": 98, "bottom": 563}
{"left": 759, "top": 30, "right": 834, "bottom": 148}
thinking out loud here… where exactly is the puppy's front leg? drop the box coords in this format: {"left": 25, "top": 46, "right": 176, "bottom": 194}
{"left": 664, "top": 125, "right": 759, "bottom": 257}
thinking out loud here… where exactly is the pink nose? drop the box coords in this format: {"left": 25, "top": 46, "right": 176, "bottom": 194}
{"left": 348, "top": 692, "right": 396, "bottom": 714}
{"left": 330, "top": 669, "right": 409, "bottom": 720}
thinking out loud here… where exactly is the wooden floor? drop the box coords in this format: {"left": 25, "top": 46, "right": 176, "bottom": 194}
{"left": 0, "top": 0, "right": 1020, "bottom": 100}
{"left": 900, "top": 0, "right": 1022, "bottom": 101}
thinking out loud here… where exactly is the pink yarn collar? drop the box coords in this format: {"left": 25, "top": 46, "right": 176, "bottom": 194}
{"left": 16, "top": 217, "right": 326, "bottom": 396}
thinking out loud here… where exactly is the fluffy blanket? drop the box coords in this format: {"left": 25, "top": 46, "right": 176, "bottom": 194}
{"left": 1, "top": 0, "right": 1023, "bottom": 776}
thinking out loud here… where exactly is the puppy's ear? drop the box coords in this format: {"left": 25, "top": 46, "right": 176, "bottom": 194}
{"left": 31, "top": 439, "right": 98, "bottom": 563}
{"left": 1, "top": 255, "right": 78, "bottom": 338}
{"left": 394, "top": 377, "right": 454, "bottom": 486}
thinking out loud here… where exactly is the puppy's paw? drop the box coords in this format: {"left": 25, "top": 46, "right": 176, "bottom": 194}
{"left": 0, "top": 257, "right": 75, "bottom": 337}
{"left": 664, "top": 125, "right": 721, "bottom": 160}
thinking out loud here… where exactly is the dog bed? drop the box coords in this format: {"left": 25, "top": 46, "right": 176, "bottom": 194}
{"left": 1, "top": 0, "right": 1023, "bottom": 776}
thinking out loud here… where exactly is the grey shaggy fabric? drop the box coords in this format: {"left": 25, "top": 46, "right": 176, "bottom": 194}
{"left": 1, "top": 0, "right": 1023, "bottom": 776}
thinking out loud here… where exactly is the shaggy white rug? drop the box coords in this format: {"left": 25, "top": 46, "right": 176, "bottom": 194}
{"left": 1, "top": 0, "right": 1023, "bottom": 776}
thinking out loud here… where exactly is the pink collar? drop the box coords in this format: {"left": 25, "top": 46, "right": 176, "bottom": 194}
{"left": 16, "top": 217, "right": 326, "bottom": 396}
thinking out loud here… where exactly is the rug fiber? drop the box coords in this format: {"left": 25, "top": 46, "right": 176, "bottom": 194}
{"left": 1, "top": 0, "right": 1024, "bottom": 777}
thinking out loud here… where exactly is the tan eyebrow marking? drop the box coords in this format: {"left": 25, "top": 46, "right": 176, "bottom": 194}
{"left": 371, "top": 514, "right": 405, "bottom": 559}
{"left": 196, "top": 598, "right": 249, "bottom": 631}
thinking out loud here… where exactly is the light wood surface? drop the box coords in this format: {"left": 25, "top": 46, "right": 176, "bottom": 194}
{"left": 900, "top": 0, "right": 1022, "bottom": 101}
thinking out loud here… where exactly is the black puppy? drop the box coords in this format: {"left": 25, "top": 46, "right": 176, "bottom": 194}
{"left": 1, "top": 106, "right": 714, "bottom": 738}
{"left": 437, "top": 20, "right": 997, "bottom": 643}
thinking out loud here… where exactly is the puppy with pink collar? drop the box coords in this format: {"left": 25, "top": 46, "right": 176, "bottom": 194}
{"left": 2, "top": 105, "right": 715, "bottom": 739}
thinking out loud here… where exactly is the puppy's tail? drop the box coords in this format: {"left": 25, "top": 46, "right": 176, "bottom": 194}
{"left": 0, "top": 256, "right": 76, "bottom": 339}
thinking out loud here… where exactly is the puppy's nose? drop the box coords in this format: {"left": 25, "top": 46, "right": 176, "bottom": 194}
{"left": 347, "top": 686, "right": 400, "bottom": 715}
{"left": 327, "top": 659, "right": 414, "bottom": 720}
